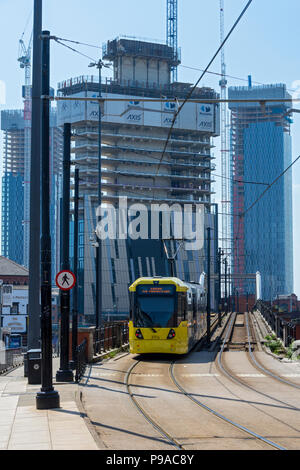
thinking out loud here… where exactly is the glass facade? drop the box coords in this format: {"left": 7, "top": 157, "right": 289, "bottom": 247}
{"left": 229, "top": 84, "right": 294, "bottom": 300}
{"left": 1, "top": 108, "right": 62, "bottom": 271}
{"left": 1, "top": 173, "right": 24, "bottom": 265}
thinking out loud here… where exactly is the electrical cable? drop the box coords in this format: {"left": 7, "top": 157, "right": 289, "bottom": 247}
{"left": 155, "top": 0, "right": 253, "bottom": 175}
{"left": 180, "top": 64, "right": 296, "bottom": 94}
{"left": 54, "top": 38, "right": 97, "bottom": 63}
{"left": 179, "top": 65, "right": 264, "bottom": 85}
{"left": 54, "top": 36, "right": 101, "bottom": 50}
{"left": 240, "top": 153, "right": 300, "bottom": 218}
{"left": 234, "top": 154, "right": 300, "bottom": 263}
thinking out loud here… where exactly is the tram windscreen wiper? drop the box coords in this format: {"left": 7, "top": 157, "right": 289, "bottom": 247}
{"left": 136, "top": 308, "right": 157, "bottom": 329}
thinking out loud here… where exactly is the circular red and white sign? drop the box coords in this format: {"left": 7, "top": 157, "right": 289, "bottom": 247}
{"left": 55, "top": 270, "right": 76, "bottom": 291}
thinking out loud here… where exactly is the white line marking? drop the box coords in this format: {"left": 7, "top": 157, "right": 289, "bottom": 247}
{"left": 282, "top": 374, "right": 300, "bottom": 378}
{"left": 136, "top": 374, "right": 164, "bottom": 377}
{"left": 181, "top": 373, "right": 220, "bottom": 377}
{"left": 92, "top": 372, "right": 117, "bottom": 377}
{"left": 237, "top": 374, "right": 266, "bottom": 378}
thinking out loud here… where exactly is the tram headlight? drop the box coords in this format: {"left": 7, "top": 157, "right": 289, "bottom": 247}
{"left": 135, "top": 329, "right": 144, "bottom": 339}
{"left": 167, "top": 329, "right": 176, "bottom": 339}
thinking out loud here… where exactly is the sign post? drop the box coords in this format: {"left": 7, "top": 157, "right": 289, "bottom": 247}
{"left": 55, "top": 271, "right": 76, "bottom": 292}
{"left": 55, "top": 123, "right": 74, "bottom": 383}
{"left": 55, "top": 269, "right": 76, "bottom": 382}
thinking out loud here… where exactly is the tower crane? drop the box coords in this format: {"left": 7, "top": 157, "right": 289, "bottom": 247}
{"left": 219, "top": 0, "right": 231, "bottom": 273}
{"left": 166, "top": 0, "right": 178, "bottom": 83}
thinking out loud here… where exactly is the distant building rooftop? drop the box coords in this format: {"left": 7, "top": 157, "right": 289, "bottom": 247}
{"left": 1, "top": 110, "right": 25, "bottom": 131}
{"left": 228, "top": 83, "right": 291, "bottom": 109}
{"left": 103, "top": 36, "right": 180, "bottom": 66}
{"left": 0, "top": 256, "right": 29, "bottom": 277}
{"left": 57, "top": 75, "right": 218, "bottom": 101}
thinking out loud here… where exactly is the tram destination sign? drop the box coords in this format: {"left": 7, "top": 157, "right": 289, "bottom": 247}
{"left": 137, "top": 285, "right": 175, "bottom": 296}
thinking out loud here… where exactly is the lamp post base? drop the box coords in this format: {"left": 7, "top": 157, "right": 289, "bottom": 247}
{"left": 36, "top": 390, "right": 60, "bottom": 410}
{"left": 56, "top": 369, "right": 74, "bottom": 382}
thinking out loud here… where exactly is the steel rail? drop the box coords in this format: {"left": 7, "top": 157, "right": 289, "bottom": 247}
{"left": 217, "top": 313, "right": 300, "bottom": 410}
{"left": 246, "top": 312, "right": 300, "bottom": 390}
{"left": 215, "top": 312, "right": 300, "bottom": 443}
{"left": 125, "top": 360, "right": 184, "bottom": 450}
{"left": 170, "top": 327, "right": 287, "bottom": 451}
{"left": 169, "top": 360, "right": 285, "bottom": 451}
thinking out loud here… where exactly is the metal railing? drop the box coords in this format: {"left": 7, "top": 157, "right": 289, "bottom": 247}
{"left": 0, "top": 347, "right": 25, "bottom": 374}
{"left": 256, "top": 300, "right": 299, "bottom": 347}
{"left": 75, "top": 338, "right": 87, "bottom": 383}
{"left": 93, "top": 322, "right": 129, "bottom": 356}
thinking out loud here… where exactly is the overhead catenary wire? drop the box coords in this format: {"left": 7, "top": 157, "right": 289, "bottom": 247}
{"left": 233, "top": 153, "right": 300, "bottom": 260}
{"left": 155, "top": 0, "right": 253, "bottom": 175}
{"left": 54, "top": 36, "right": 101, "bottom": 50}
{"left": 180, "top": 65, "right": 297, "bottom": 94}
{"left": 53, "top": 38, "right": 98, "bottom": 63}
{"left": 239, "top": 153, "right": 300, "bottom": 219}
{"left": 51, "top": 34, "right": 298, "bottom": 96}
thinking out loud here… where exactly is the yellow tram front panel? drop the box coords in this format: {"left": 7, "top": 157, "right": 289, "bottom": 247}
{"left": 129, "top": 321, "right": 189, "bottom": 355}
{"left": 129, "top": 277, "right": 190, "bottom": 355}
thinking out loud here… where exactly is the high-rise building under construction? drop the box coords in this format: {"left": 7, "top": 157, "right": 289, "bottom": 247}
{"left": 228, "top": 83, "right": 294, "bottom": 300}
{"left": 57, "top": 37, "right": 220, "bottom": 320}
{"left": 1, "top": 107, "right": 63, "bottom": 276}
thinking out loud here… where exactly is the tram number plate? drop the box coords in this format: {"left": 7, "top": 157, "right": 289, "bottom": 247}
{"left": 151, "top": 335, "right": 160, "bottom": 340}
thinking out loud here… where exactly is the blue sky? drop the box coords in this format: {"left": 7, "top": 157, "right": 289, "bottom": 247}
{"left": 0, "top": 0, "right": 299, "bottom": 296}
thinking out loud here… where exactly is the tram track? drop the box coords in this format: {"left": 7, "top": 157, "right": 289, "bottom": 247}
{"left": 125, "top": 360, "right": 185, "bottom": 450}
{"left": 217, "top": 313, "right": 300, "bottom": 410}
{"left": 84, "top": 312, "right": 299, "bottom": 450}
{"left": 125, "top": 315, "right": 296, "bottom": 450}
{"left": 169, "top": 360, "right": 286, "bottom": 451}
{"left": 209, "top": 311, "right": 300, "bottom": 447}
{"left": 246, "top": 312, "right": 300, "bottom": 390}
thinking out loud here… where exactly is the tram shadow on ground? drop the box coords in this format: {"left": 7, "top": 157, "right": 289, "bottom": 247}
{"left": 131, "top": 350, "right": 218, "bottom": 365}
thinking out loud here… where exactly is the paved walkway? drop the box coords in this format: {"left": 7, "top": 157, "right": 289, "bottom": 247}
{"left": 0, "top": 359, "right": 98, "bottom": 450}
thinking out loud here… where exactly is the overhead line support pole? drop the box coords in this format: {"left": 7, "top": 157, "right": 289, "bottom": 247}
{"left": 56, "top": 123, "right": 74, "bottom": 383}
{"left": 36, "top": 30, "right": 60, "bottom": 409}
{"left": 28, "top": 0, "right": 42, "bottom": 352}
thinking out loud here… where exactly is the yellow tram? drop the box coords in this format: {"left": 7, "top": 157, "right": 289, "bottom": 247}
{"left": 129, "top": 277, "right": 207, "bottom": 355}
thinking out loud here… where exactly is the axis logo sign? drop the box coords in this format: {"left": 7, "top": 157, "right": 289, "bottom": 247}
{"left": 199, "top": 105, "right": 213, "bottom": 115}
{"left": 164, "top": 102, "right": 177, "bottom": 112}
{"left": 125, "top": 100, "right": 143, "bottom": 123}
{"left": 197, "top": 103, "right": 215, "bottom": 132}
{"left": 128, "top": 101, "right": 140, "bottom": 107}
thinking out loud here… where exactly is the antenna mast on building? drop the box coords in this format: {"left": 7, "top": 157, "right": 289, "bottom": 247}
{"left": 18, "top": 30, "right": 33, "bottom": 267}
{"left": 219, "top": 0, "right": 230, "bottom": 265}
{"left": 166, "top": 0, "right": 178, "bottom": 83}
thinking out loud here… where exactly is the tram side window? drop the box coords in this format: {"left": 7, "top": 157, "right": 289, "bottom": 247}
{"left": 192, "top": 293, "right": 197, "bottom": 320}
{"left": 129, "top": 293, "right": 134, "bottom": 320}
{"left": 177, "top": 293, "right": 187, "bottom": 323}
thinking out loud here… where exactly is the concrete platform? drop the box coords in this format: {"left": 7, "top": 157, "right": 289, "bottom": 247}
{"left": 0, "top": 359, "right": 98, "bottom": 450}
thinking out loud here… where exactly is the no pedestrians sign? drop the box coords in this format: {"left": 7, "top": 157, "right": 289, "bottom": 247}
{"left": 55, "top": 270, "right": 76, "bottom": 291}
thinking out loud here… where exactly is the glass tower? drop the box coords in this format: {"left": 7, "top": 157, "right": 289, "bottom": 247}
{"left": 229, "top": 83, "right": 294, "bottom": 300}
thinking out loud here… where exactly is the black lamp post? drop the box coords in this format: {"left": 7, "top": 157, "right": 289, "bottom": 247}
{"left": 223, "top": 257, "right": 228, "bottom": 314}
{"left": 36, "top": 31, "right": 60, "bottom": 409}
{"left": 71, "top": 168, "right": 79, "bottom": 369}
{"left": 206, "top": 227, "right": 211, "bottom": 344}
{"left": 56, "top": 123, "right": 74, "bottom": 383}
{"left": 88, "top": 60, "right": 103, "bottom": 342}
{"left": 88, "top": 59, "right": 110, "bottom": 348}
{"left": 28, "top": 0, "right": 42, "bottom": 352}
{"left": 217, "top": 248, "right": 223, "bottom": 326}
